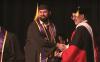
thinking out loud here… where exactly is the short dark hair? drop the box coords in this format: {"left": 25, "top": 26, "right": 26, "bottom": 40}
{"left": 72, "top": 7, "right": 86, "bottom": 15}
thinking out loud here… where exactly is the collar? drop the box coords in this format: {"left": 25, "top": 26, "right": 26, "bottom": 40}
{"left": 76, "top": 20, "right": 87, "bottom": 28}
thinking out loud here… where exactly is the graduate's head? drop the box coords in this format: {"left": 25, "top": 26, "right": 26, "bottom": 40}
{"left": 71, "top": 7, "right": 86, "bottom": 25}
{"left": 38, "top": 4, "right": 51, "bottom": 22}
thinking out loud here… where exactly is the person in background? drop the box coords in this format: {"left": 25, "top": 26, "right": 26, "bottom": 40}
{"left": 0, "top": 26, "right": 23, "bottom": 62}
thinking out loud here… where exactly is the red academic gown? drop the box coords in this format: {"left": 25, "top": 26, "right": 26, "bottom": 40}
{"left": 61, "top": 25, "right": 94, "bottom": 62}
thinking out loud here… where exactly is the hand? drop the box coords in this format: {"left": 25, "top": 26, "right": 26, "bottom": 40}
{"left": 56, "top": 43, "right": 67, "bottom": 51}
{"left": 54, "top": 51, "right": 62, "bottom": 57}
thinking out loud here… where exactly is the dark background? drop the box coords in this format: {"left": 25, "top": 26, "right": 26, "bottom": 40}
{"left": 1, "top": 0, "right": 100, "bottom": 58}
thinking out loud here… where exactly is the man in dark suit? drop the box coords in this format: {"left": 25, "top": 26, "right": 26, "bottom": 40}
{"left": 24, "top": 4, "right": 57, "bottom": 62}
{"left": 0, "top": 26, "right": 23, "bottom": 62}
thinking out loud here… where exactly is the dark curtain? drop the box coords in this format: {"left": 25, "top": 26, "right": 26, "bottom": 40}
{"left": 1, "top": 0, "right": 100, "bottom": 59}
{"left": 1, "top": 0, "right": 37, "bottom": 52}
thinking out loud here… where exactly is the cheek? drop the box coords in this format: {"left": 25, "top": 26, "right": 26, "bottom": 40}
{"left": 74, "top": 19, "right": 78, "bottom": 24}
{"left": 38, "top": 13, "right": 42, "bottom": 16}
{"left": 72, "top": 17, "right": 75, "bottom": 21}
{"left": 44, "top": 13, "right": 48, "bottom": 17}
{"left": 38, "top": 14, "right": 42, "bottom": 18}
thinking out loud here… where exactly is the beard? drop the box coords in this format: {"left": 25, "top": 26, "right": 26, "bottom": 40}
{"left": 40, "top": 16, "right": 48, "bottom": 23}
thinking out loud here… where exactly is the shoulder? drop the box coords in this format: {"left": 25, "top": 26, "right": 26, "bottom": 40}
{"left": 27, "top": 21, "right": 39, "bottom": 33}
{"left": 27, "top": 21, "right": 36, "bottom": 29}
{"left": 28, "top": 21, "right": 35, "bottom": 27}
{"left": 75, "top": 26, "right": 90, "bottom": 36}
{"left": 76, "top": 26, "right": 88, "bottom": 32}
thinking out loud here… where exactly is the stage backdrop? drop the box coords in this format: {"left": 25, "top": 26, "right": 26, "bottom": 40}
{"left": 1, "top": 0, "right": 100, "bottom": 55}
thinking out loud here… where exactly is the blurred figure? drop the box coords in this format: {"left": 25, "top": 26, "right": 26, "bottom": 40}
{"left": 24, "top": 4, "right": 57, "bottom": 62}
{"left": 57, "top": 7, "right": 97, "bottom": 62}
{"left": 0, "top": 26, "right": 23, "bottom": 62}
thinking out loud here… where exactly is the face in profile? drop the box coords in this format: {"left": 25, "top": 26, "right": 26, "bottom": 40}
{"left": 71, "top": 13, "right": 84, "bottom": 25}
{"left": 38, "top": 9, "right": 49, "bottom": 22}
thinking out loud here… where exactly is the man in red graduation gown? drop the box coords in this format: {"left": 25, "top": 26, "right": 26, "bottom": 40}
{"left": 56, "top": 8, "right": 96, "bottom": 62}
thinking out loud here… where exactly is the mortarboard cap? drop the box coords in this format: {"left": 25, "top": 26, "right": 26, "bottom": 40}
{"left": 38, "top": 4, "right": 49, "bottom": 10}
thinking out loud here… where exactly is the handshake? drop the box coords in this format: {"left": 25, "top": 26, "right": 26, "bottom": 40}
{"left": 56, "top": 43, "right": 69, "bottom": 51}
{"left": 54, "top": 43, "right": 69, "bottom": 57}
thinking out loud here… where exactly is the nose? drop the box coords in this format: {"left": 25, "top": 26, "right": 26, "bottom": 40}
{"left": 41, "top": 12, "right": 45, "bottom": 16}
{"left": 41, "top": 12, "right": 44, "bottom": 15}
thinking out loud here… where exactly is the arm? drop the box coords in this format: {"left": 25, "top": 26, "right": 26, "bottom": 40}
{"left": 24, "top": 21, "right": 56, "bottom": 62}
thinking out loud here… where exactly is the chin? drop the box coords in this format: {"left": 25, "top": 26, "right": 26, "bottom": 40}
{"left": 40, "top": 17, "right": 45, "bottom": 19}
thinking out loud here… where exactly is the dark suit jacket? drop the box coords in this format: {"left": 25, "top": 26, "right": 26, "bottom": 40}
{"left": 24, "top": 20, "right": 56, "bottom": 62}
